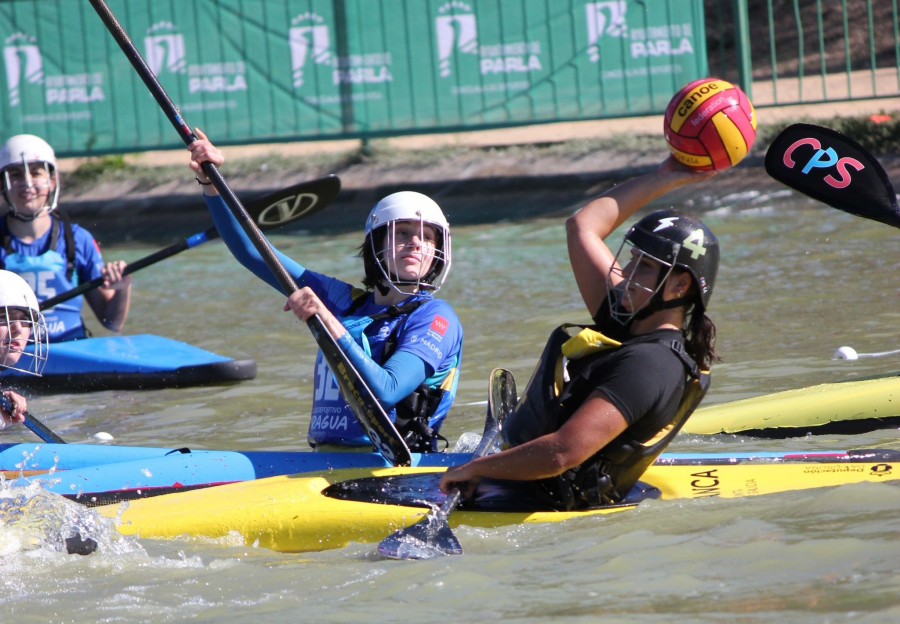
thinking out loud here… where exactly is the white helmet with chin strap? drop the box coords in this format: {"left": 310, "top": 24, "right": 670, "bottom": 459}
{"left": 363, "top": 191, "right": 452, "bottom": 294}
{"left": 0, "top": 134, "right": 61, "bottom": 219}
{"left": 0, "top": 270, "right": 49, "bottom": 376}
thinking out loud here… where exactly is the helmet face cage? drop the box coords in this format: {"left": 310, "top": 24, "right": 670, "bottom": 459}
{"left": 0, "top": 270, "right": 49, "bottom": 376}
{"left": 364, "top": 191, "right": 451, "bottom": 295}
{"left": 0, "top": 134, "right": 60, "bottom": 218}
{"left": 0, "top": 304, "right": 49, "bottom": 377}
{"left": 606, "top": 237, "right": 678, "bottom": 325}
{"left": 369, "top": 217, "right": 451, "bottom": 294}
{"left": 616, "top": 209, "right": 719, "bottom": 316}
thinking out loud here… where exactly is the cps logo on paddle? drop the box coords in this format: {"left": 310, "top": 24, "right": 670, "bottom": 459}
{"left": 780, "top": 137, "right": 865, "bottom": 190}
{"left": 869, "top": 463, "right": 893, "bottom": 477}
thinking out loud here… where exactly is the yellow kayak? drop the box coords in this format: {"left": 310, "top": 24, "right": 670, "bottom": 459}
{"left": 97, "top": 448, "right": 899, "bottom": 553}
{"left": 684, "top": 374, "right": 900, "bottom": 436}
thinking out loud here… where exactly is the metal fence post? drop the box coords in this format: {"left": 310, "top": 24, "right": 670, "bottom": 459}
{"left": 732, "top": 0, "right": 753, "bottom": 100}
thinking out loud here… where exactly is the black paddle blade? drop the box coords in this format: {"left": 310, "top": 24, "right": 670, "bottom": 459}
{"left": 376, "top": 369, "right": 517, "bottom": 560}
{"left": 250, "top": 175, "right": 342, "bottom": 230}
{"left": 65, "top": 532, "right": 98, "bottom": 556}
{"left": 376, "top": 512, "right": 463, "bottom": 560}
{"left": 765, "top": 123, "right": 900, "bottom": 228}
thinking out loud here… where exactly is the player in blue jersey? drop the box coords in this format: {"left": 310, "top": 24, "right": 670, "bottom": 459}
{"left": 0, "top": 135, "right": 132, "bottom": 342}
{"left": 188, "top": 130, "right": 462, "bottom": 452}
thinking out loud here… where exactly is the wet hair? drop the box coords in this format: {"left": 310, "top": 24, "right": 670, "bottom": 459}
{"left": 359, "top": 238, "right": 381, "bottom": 291}
{"left": 676, "top": 269, "right": 719, "bottom": 369}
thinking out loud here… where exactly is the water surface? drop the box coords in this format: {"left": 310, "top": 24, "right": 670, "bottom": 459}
{"left": 2, "top": 187, "right": 898, "bottom": 622}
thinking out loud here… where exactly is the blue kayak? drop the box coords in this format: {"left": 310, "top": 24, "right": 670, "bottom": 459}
{"left": 0, "top": 443, "right": 463, "bottom": 504}
{"left": 0, "top": 334, "right": 256, "bottom": 393}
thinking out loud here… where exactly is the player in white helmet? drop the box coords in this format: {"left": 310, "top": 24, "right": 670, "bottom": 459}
{"left": 188, "top": 130, "right": 461, "bottom": 452}
{"left": 0, "top": 134, "right": 132, "bottom": 342}
{"left": 0, "top": 270, "right": 49, "bottom": 428}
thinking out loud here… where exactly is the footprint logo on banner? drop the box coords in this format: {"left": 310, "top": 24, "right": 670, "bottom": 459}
{"left": 290, "top": 13, "right": 332, "bottom": 88}
{"left": 4, "top": 33, "right": 43, "bottom": 107}
{"left": 586, "top": 1, "right": 628, "bottom": 62}
{"left": 144, "top": 22, "right": 186, "bottom": 76}
{"left": 436, "top": 1, "right": 478, "bottom": 78}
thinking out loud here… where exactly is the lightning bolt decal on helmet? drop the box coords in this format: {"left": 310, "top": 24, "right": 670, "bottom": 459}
{"left": 607, "top": 209, "right": 719, "bottom": 325}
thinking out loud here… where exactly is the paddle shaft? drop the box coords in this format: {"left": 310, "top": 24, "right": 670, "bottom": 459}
{"left": 0, "top": 392, "right": 65, "bottom": 443}
{"left": 377, "top": 369, "right": 516, "bottom": 559}
{"left": 431, "top": 368, "right": 511, "bottom": 511}
{"left": 40, "top": 228, "right": 216, "bottom": 310}
{"left": 38, "top": 174, "right": 341, "bottom": 311}
{"left": 89, "top": 0, "right": 291, "bottom": 288}
{"left": 434, "top": 368, "right": 513, "bottom": 526}
{"left": 90, "top": 0, "right": 411, "bottom": 466}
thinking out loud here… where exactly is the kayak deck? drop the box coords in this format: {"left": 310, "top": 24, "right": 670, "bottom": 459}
{"left": 93, "top": 448, "right": 900, "bottom": 553}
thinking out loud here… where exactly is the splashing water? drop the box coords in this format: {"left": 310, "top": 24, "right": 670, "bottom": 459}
{"left": 0, "top": 480, "right": 136, "bottom": 557}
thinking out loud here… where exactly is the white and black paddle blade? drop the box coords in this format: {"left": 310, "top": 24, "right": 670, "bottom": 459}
{"left": 249, "top": 175, "right": 342, "bottom": 230}
{"left": 765, "top": 123, "right": 900, "bottom": 228}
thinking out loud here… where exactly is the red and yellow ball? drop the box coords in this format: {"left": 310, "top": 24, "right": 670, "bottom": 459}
{"left": 664, "top": 78, "right": 757, "bottom": 171}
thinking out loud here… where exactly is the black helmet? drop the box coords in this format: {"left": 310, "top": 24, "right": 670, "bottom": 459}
{"left": 624, "top": 209, "right": 719, "bottom": 311}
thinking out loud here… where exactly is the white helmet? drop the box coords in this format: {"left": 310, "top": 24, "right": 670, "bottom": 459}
{"left": 0, "top": 134, "right": 60, "bottom": 217}
{"left": 363, "top": 191, "right": 452, "bottom": 294}
{"left": 0, "top": 270, "right": 49, "bottom": 376}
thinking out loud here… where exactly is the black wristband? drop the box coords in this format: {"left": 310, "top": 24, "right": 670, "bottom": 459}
{"left": 195, "top": 176, "right": 213, "bottom": 186}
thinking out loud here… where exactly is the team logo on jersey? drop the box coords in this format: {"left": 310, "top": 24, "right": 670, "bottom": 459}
{"left": 429, "top": 315, "right": 449, "bottom": 336}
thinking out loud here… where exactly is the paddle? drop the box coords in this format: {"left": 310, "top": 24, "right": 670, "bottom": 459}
{"left": 39, "top": 175, "right": 341, "bottom": 311}
{"left": 764, "top": 123, "right": 900, "bottom": 228}
{"left": 377, "top": 368, "right": 517, "bottom": 560}
{"left": 0, "top": 392, "right": 65, "bottom": 443}
{"left": 89, "top": 0, "right": 412, "bottom": 467}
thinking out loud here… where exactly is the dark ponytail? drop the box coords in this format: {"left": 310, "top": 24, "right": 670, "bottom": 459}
{"left": 684, "top": 309, "right": 718, "bottom": 370}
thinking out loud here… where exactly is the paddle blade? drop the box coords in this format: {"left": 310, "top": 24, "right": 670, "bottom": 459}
{"left": 765, "top": 123, "right": 900, "bottom": 228}
{"left": 376, "top": 369, "right": 517, "bottom": 560}
{"left": 377, "top": 513, "right": 463, "bottom": 560}
{"left": 250, "top": 175, "right": 342, "bottom": 231}
{"left": 65, "top": 532, "right": 99, "bottom": 556}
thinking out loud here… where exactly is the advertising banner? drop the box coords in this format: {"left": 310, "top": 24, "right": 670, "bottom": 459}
{"left": 0, "top": 0, "right": 707, "bottom": 155}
